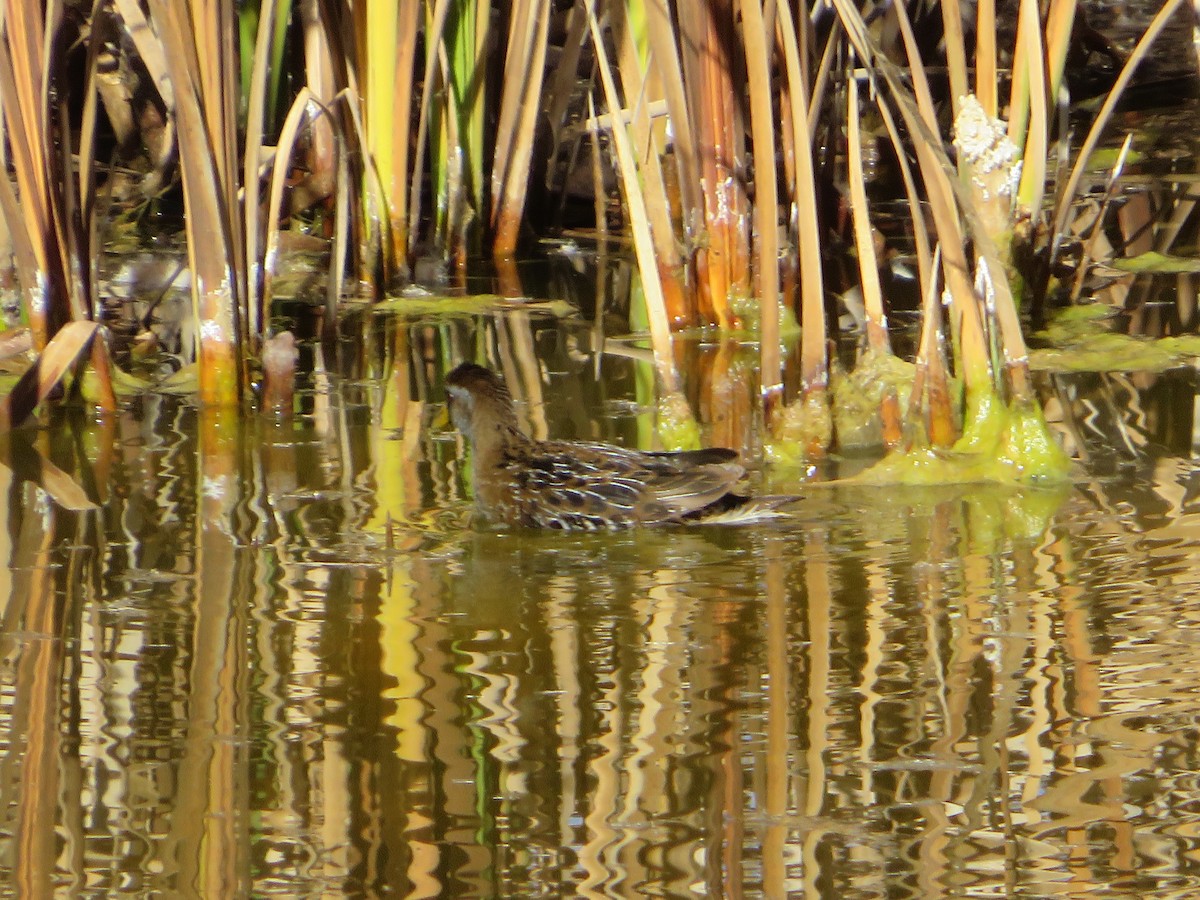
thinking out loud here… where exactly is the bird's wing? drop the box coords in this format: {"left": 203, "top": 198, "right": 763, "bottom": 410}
{"left": 506, "top": 447, "right": 651, "bottom": 528}
{"left": 641, "top": 462, "right": 746, "bottom": 516}
{"left": 511, "top": 442, "right": 745, "bottom": 525}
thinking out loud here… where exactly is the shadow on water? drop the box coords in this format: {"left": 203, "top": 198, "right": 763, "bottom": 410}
{"left": 8, "top": 271, "right": 1200, "bottom": 895}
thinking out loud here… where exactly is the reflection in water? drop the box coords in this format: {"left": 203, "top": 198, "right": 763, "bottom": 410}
{"left": 2, "top": 310, "right": 1200, "bottom": 896}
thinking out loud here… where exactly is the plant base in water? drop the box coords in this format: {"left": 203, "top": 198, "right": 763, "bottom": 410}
{"left": 854, "top": 398, "right": 1070, "bottom": 486}
{"left": 765, "top": 389, "right": 832, "bottom": 465}
{"left": 831, "top": 349, "right": 916, "bottom": 451}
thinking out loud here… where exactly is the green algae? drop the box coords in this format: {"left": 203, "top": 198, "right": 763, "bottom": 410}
{"left": 1031, "top": 303, "right": 1200, "bottom": 373}
{"left": 374, "top": 294, "right": 577, "bottom": 318}
{"left": 830, "top": 348, "right": 916, "bottom": 450}
{"left": 656, "top": 389, "right": 703, "bottom": 451}
{"left": 851, "top": 398, "right": 1069, "bottom": 487}
{"left": 765, "top": 390, "right": 833, "bottom": 465}
{"left": 1029, "top": 332, "right": 1180, "bottom": 372}
{"left": 954, "top": 386, "right": 1007, "bottom": 454}
{"left": 1108, "top": 251, "right": 1200, "bottom": 275}
{"left": 728, "top": 293, "right": 801, "bottom": 341}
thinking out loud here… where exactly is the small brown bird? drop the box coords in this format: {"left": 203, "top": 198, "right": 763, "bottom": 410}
{"left": 445, "top": 362, "right": 787, "bottom": 530}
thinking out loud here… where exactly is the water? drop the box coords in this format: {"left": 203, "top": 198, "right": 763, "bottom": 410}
{"left": 2, "top": 300, "right": 1200, "bottom": 897}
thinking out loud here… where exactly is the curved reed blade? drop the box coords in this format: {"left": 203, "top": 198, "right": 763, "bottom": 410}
{"left": 0, "top": 320, "right": 99, "bottom": 430}
{"left": 262, "top": 87, "right": 318, "bottom": 307}
{"left": 1050, "top": 0, "right": 1186, "bottom": 266}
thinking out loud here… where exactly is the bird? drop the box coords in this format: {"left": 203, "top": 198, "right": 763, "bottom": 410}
{"left": 444, "top": 362, "right": 789, "bottom": 530}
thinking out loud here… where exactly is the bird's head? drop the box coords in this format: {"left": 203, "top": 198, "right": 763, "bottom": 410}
{"left": 445, "top": 362, "right": 518, "bottom": 441}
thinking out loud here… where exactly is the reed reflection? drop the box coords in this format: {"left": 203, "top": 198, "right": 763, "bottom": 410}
{"left": 6, "top": 306, "right": 1200, "bottom": 896}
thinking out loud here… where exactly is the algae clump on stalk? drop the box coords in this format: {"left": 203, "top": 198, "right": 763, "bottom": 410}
{"left": 831, "top": 348, "right": 917, "bottom": 451}
{"left": 657, "top": 390, "right": 703, "bottom": 451}
{"left": 851, "top": 395, "right": 1069, "bottom": 487}
{"left": 764, "top": 389, "right": 833, "bottom": 466}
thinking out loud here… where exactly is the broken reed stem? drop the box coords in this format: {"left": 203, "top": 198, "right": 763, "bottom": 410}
{"left": 683, "top": 0, "right": 748, "bottom": 328}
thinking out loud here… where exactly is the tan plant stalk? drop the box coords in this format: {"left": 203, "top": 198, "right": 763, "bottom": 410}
{"left": 874, "top": 96, "right": 932, "bottom": 298}
{"left": 493, "top": 0, "right": 550, "bottom": 260}
{"left": 775, "top": 0, "right": 825, "bottom": 397}
{"left": 243, "top": 0, "right": 281, "bottom": 345}
{"left": 974, "top": 0, "right": 997, "bottom": 117}
{"left": 847, "top": 75, "right": 901, "bottom": 447}
{"left": 0, "top": 0, "right": 77, "bottom": 345}
{"left": 878, "top": 0, "right": 991, "bottom": 395}
{"left": 938, "top": 0, "right": 968, "bottom": 117}
{"left": 644, "top": 0, "right": 701, "bottom": 242}
{"left": 1010, "top": 0, "right": 1050, "bottom": 221}
{"left": 145, "top": 0, "right": 243, "bottom": 404}
{"left": 741, "top": 0, "right": 780, "bottom": 408}
{"left": 604, "top": 0, "right": 689, "bottom": 325}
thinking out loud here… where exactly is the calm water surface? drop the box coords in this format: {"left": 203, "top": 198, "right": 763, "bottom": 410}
{"left": 2, "top": 305, "right": 1200, "bottom": 898}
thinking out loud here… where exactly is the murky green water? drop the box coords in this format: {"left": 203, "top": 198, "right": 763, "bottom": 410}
{"left": 3, "top": 297, "right": 1200, "bottom": 897}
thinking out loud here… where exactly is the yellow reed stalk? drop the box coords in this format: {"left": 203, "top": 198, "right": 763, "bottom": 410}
{"left": 975, "top": 0, "right": 997, "bottom": 117}
{"left": 584, "top": 0, "right": 679, "bottom": 394}
{"left": 775, "top": 0, "right": 825, "bottom": 395}
{"left": 601, "top": 0, "right": 690, "bottom": 325}
{"left": 1010, "top": 0, "right": 1050, "bottom": 220}
{"left": 938, "top": 0, "right": 968, "bottom": 118}
{"left": 760, "top": 0, "right": 830, "bottom": 463}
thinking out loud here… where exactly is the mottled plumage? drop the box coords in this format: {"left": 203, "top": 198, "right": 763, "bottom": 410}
{"left": 445, "top": 363, "right": 784, "bottom": 529}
